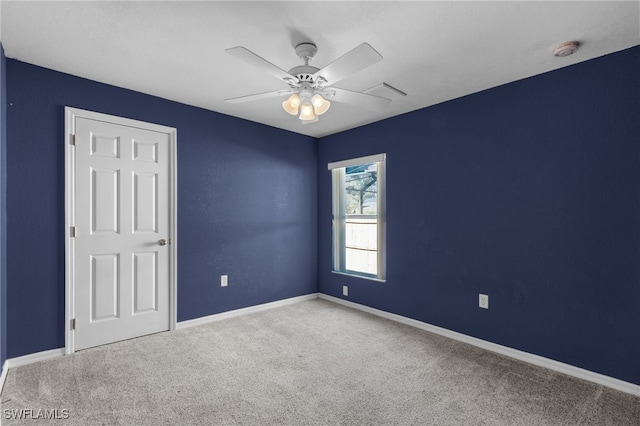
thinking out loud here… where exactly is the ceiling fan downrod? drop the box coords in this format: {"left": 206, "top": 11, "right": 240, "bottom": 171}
{"left": 295, "top": 43, "right": 317, "bottom": 65}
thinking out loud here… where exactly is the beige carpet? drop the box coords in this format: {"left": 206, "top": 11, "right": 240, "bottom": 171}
{"left": 1, "top": 299, "right": 638, "bottom": 425}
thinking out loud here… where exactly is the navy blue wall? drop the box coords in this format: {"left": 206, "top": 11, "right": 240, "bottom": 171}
{"left": 6, "top": 60, "right": 317, "bottom": 358}
{"left": 318, "top": 46, "right": 640, "bottom": 385}
{"left": 4, "top": 45, "right": 639, "bottom": 387}
{"left": 0, "top": 44, "right": 7, "bottom": 367}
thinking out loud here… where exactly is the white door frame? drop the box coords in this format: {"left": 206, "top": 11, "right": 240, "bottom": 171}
{"left": 64, "top": 107, "right": 177, "bottom": 354}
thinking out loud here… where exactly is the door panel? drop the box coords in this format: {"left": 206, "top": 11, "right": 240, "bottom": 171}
{"left": 91, "top": 168, "right": 120, "bottom": 234}
{"left": 133, "top": 172, "right": 158, "bottom": 233}
{"left": 133, "top": 139, "right": 158, "bottom": 163}
{"left": 73, "top": 116, "right": 171, "bottom": 351}
{"left": 90, "top": 253, "right": 120, "bottom": 321}
{"left": 90, "top": 134, "right": 120, "bottom": 158}
{"left": 133, "top": 251, "right": 158, "bottom": 314}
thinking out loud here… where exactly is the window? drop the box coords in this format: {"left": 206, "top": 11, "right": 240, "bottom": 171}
{"left": 328, "top": 154, "right": 386, "bottom": 281}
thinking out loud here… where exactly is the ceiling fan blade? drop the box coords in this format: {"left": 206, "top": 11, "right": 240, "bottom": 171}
{"left": 225, "top": 89, "right": 292, "bottom": 104}
{"left": 226, "top": 46, "right": 299, "bottom": 84}
{"left": 329, "top": 88, "right": 391, "bottom": 112}
{"left": 313, "top": 43, "right": 383, "bottom": 86}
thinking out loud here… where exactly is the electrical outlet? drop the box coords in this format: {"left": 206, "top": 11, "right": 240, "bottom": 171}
{"left": 479, "top": 294, "right": 489, "bottom": 309}
{"left": 221, "top": 275, "right": 228, "bottom": 287}
{"left": 343, "top": 285, "right": 348, "bottom": 296}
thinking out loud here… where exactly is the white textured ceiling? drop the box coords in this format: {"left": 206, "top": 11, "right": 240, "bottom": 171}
{"left": 1, "top": 1, "right": 638, "bottom": 138}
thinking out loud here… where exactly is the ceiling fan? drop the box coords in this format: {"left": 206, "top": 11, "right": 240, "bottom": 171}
{"left": 225, "top": 42, "right": 392, "bottom": 123}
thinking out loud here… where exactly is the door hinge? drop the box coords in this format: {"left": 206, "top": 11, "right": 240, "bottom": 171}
{"left": 70, "top": 134, "right": 76, "bottom": 145}
{"left": 70, "top": 318, "right": 76, "bottom": 330}
{"left": 70, "top": 226, "right": 76, "bottom": 238}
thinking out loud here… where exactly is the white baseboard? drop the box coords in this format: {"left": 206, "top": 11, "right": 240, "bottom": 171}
{"left": 5, "top": 293, "right": 637, "bottom": 398}
{"left": 5, "top": 348, "right": 65, "bottom": 369}
{"left": 0, "top": 294, "right": 320, "bottom": 378}
{"left": 177, "top": 293, "right": 319, "bottom": 330}
{"left": 319, "top": 293, "right": 640, "bottom": 397}
{"left": 0, "top": 361, "right": 7, "bottom": 395}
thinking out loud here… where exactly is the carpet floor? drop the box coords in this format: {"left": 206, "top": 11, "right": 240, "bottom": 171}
{"left": 1, "top": 298, "right": 638, "bottom": 425}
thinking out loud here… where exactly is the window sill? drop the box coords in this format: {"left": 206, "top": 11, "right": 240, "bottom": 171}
{"left": 331, "top": 270, "right": 386, "bottom": 283}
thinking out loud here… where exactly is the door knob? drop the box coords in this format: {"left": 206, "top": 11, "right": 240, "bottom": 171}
{"left": 159, "top": 238, "right": 168, "bottom": 246}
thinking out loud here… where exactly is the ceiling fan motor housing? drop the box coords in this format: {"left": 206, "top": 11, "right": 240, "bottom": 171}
{"left": 288, "top": 65, "right": 320, "bottom": 84}
{"left": 287, "top": 43, "right": 323, "bottom": 86}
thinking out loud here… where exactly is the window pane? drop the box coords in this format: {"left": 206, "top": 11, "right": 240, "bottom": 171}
{"left": 345, "top": 218, "right": 377, "bottom": 250}
{"left": 346, "top": 248, "right": 377, "bottom": 275}
{"left": 345, "top": 163, "right": 377, "bottom": 215}
{"left": 345, "top": 218, "right": 377, "bottom": 275}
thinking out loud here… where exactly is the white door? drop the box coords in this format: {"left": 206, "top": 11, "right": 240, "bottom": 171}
{"left": 66, "top": 109, "right": 176, "bottom": 352}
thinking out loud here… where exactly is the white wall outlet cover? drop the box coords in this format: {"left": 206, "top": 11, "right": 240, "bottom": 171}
{"left": 221, "top": 275, "right": 228, "bottom": 287}
{"left": 479, "top": 294, "right": 489, "bottom": 309}
{"left": 343, "top": 286, "right": 348, "bottom": 296}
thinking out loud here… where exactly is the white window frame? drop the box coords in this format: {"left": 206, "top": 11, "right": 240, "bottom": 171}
{"left": 328, "top": 153, "right": 386, "bottom": 282}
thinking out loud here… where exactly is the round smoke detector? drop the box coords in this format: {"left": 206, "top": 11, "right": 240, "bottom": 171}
{"left": 554, "top": 41, "right": 580, "bottom": 57}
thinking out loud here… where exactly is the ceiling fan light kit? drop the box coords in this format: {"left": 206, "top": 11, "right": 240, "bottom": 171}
{"left": 282, "top": 79, "right": 331, "bottom": 121}
{"left": 225, "top": 41, "right": 392, "bottom": 124}
{"left": 299, "top": 100, "right": 317, "bottom": 121}
{"left": 282, "top": 93, "right": 301, "bottom": 115}
{"left": 311, "top": 94, "right": 330, "bottom": 115}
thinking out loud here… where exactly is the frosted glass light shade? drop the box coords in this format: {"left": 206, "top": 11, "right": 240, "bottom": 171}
{"left": 311, "top": 94, "right": 330, "bottom": 115}
{"left": 299, "top": 101, "right": 316, "bottom": 121}
{"left": 282, "top": 93, "right": 301, "bottom": 115}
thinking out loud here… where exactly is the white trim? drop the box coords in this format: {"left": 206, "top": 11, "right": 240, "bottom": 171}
{"left": 0, "top": 295, "right": 317, "bottom": 374}
{"left": 330, "top": 156, "right": 387, "bottom": 281}
{"left": 319, "top": 293, "right": 640, "bottom": 397}
{"left": 5, "top": 348, "right": 65, "bottom": 369}
{"left": 327, "top": 153, "right": 386, "bottom": 170}
{"left": 65, "top": 108, "right": 75, "bottom": 355}
{"left": 177, "top": 293, "right": 319, "bottom": 330}
{"left": 64, "top": 107, "right": 178, "bottom": 354}
{"left": 331, "top": 270, "right": 386, "bottom": 283}
{"left": 169, "top": 126, "right": 178, "bottom": 332}
{"left": 4, "top": 294, "right": 638, "bottom": 398}
{"left": 0, "top": 361, "right": 7, "bottom": 395}
{"left": 0, "top": 296, "right": 317, "bottom": 371}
